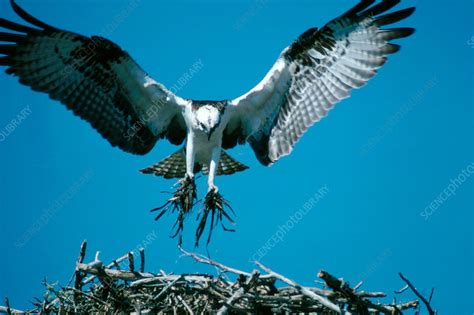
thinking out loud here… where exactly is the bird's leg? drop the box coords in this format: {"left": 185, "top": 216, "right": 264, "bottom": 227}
{"left": 151, "top": 138, "right": 197, "bottom": 245}
{"left": 185, "top": 135, "right": 196, "bottom": 180}
{"left": 175, "top": 135, "right": 198, "bottom": 213}
{"left": 195, "top": 147, "right": 235, "bottom": 247}
{"left": 207, "top": 146, "right": 220, "bottom": 192}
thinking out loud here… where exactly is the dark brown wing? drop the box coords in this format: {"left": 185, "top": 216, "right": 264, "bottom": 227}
{"left": 0, "top": 0, "right": 187, "bottom": 154}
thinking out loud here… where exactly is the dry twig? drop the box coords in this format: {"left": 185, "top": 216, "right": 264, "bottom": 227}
{"left": 0, "top": 242, "right": 428, "bottom": 314}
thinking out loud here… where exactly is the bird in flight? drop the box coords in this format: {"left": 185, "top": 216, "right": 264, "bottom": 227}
{"left": 0, "top": 0, "right": 415, "bottom": 245}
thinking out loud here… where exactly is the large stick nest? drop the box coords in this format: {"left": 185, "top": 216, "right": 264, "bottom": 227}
{"left": 1, "top": 241, "right": 436, "bottom": 314}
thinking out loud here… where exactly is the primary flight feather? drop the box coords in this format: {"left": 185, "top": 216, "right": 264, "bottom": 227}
{"left": 0, "top": 0, "right": 415, "bottom": 245}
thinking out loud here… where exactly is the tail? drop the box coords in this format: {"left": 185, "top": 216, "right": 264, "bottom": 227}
{"left": 141, "top": 148, "right": 249, "bottom": 179}
{"left": 140, "top": 148, "right": 187, "bottom": 179}
{"left": 203, "top": 150, "right": 249, "bottom": 176}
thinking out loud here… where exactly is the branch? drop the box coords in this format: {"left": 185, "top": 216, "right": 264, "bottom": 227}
{"left": 0, "top": 242, "right": 432, "bottom": 314}
{"left": 127, "top": 252, "right": 134, "bottom": 273}
{"left": 139, "top": 248, "right": 145, "bottom": 273}
{"left": 399, "top": 273, "right": 436, "bottom": 315}
{"left": 255, "top": 261, "right": 344, "bottom": 314}
{"left": 0, "top": 306, "right": 27, "bottom": 315}
{"left": 217, "top": 270, "right": 260, "bottom": 314}
{"left": 180, "top": 247, "right": 253, "bottom": 277}
{"left": 74, "top": 240, "right": 87, "bottom": 291}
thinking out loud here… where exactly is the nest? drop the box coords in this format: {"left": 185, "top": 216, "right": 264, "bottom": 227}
{"left": 1, "top": 241, "right": 436, "bottom": 314}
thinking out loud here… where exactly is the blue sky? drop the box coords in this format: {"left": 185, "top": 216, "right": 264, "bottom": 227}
{"left": 0, "top": 0, "right": 473, "bottom": 313}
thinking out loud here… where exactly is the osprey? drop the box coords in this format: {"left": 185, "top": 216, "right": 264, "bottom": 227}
{"left": 0, "top": 0, "right": 415, "bottom": 245}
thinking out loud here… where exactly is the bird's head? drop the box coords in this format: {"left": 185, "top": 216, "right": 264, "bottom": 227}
{"left": 195, "top": 105, "right": 221, "bottom": 140}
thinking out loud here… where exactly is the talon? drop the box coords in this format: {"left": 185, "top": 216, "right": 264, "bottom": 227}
{"left": 151, "top": 176, "right": 197, "bottom": 245}
{"left": 208, "top": 185, "right": 218, "bottom": 193}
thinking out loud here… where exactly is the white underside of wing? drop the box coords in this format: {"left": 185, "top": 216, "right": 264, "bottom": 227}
{"left": 230, "top": 56, "right": 293, "bottom": 137}
{"left": 231, "top": 57, "right": 288, "bottom": 108}
{"left": 112, "top": 59, "right": 186, "bottom": 136}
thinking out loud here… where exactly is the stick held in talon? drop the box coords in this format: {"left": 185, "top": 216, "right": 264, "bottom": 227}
{"left": 151, "top": 175, "right": 197, "bottom": 245}
{"left": 195, "top": 187, "right": 236, "bottom": 247}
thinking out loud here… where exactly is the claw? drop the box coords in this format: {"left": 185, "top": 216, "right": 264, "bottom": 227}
{"left": 195, "top": 187, "right": 235, "bottom": 247}
{"left": 151, "top": 175, "right": 197, "bottom": 245}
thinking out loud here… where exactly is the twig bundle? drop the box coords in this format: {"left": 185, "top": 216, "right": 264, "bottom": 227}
{"left": 1, "top": 241, "right": 435, "bottom": 314}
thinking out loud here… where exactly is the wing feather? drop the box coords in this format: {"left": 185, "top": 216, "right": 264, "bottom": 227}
{"left": 228, "top": 0, "right": 415, "bottom": 165}
{"left": 0, "top": 1, "right": 187, "bottom": 155}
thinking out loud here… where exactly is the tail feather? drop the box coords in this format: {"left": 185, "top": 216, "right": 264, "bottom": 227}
{"left": 141, "top": 149, "right": 249, "bottom": 179}
{"left": 140, "top": 148, "right": 186, "bottom": 179}
{"left": 203, "top": 150, "right": 249, "bottom": 176}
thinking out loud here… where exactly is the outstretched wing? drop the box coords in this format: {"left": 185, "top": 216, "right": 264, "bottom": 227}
{"left": 226, "top": 0, "right": 415, "bottom": 165}
{"left": 0, "top": 1, "right": 187, "bottom": 155}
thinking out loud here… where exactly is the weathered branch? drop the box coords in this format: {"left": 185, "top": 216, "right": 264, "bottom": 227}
{"left": 255, "top": 262, "right": 345, "bottom": 313}
{"left": 399, "top": 272, "right": 436, "bottom": 315}
{"left": 180, "top": 247, "right": 254, "bottom": 277}
{"left": 0, "top": 242, "right": 429, "bottom": 314}
{"left": 139, "top": 248, "right": 145, "bottom": 273}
